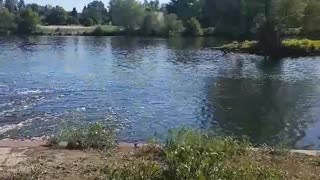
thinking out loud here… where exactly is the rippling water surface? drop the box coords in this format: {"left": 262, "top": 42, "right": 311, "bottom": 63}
{"left": 0, "top": 36, "right": 320, "bottom": 149}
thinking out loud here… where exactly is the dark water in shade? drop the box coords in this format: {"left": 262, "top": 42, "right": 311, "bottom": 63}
{"left": 0, "top": 36, "right": 320, "bottom": 149}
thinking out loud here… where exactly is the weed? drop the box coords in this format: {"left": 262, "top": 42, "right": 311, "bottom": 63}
{"left": 57, "top": 122, "right": 116, "bottom": 151}
{"left": 102, "top": 128, "right": 285, "bottom": 180}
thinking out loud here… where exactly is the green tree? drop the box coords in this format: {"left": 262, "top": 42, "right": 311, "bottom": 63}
{"left": 0, "top": 8, "right": 16, "bottom": 34}
{"left": 0, "top": 0, "right": 4, "bottom": 8}
{"left": 81, "top": 1, "right": 108, "bottom": 25}
{"left": 82, "top": 17, "right": 94, "bottom": 26}
{"left": 164, "top": 13, "right": 184, "bottom": 36}
{"left": 25, "top": 3, "right": 40, "bottom": 13}
{"left": 5, "top": 0, "right": 17, "bottom": 12}
{"left": 166, "top": 0, "right": 204, "bottom": 21}
{"left": 70, "top": 7, "right": 78, "bottom": 18}
{"left": 17, "top": 0, "right": 25, "bottom": 11}
{"left": 203, "top": 0, "right": 244, "bottom": 36}
{"left": 273, "top": 0, "right": 306, "bottom": 28}
{"left": 185, "top": 17, "right": 203, "bottom": 36}
{"left": 144, "top": 0, "right": 160, "bottom": 11}
{"left": 303, "top": 0, "right": 320, "bottom": 33}
{"left": 46, "top": 6, "right": 68, "bottom": 25}
{"left": 109, "top": 0, "right": 145, "bottom": 30}
{"left": 17, "top": 9, "right": 40, "bottom": 34}
{"left": 141, "top": 11, "right": 165, "bottom": 35}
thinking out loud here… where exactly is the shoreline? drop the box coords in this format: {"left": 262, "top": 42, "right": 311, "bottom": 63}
{"left": 0, "top": 138, "right": 319, "bottom": 155}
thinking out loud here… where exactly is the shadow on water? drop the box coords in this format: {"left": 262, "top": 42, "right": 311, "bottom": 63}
{"left": 203, "top": 58, "right": 316, "bottom": 147}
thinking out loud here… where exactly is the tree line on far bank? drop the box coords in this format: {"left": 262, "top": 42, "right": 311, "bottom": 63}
{"left": 0, "top": 0, "right": 320, "bottom": 38}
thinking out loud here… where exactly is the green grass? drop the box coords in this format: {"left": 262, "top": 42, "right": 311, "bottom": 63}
{"left": 102, "top": 128, "right": 285, "bottom": 180}
{"left": 53, "top": 122, "right": 116, "bottom": 151}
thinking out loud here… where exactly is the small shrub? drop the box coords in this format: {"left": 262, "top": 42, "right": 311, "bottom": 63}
{"left": 81, "top": 18, "right": 94, "bottom": 27}
{"left": 92, "top": 26, "right": 105, "bottom": 36}
{"left": 57, "top": 123, "right": 116, "bottom": 151}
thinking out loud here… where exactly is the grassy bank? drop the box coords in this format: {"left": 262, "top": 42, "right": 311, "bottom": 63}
{"left": 2, "top": 123, "right": 320, "bottom": 179}
{"left": 35, "top": 25, "right": 123, "bottom": 36}
{"left": 218, "top": 39, "right": 320, "bottom": 57}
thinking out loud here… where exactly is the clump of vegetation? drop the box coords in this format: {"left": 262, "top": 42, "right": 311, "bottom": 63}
{"left": 282, "top": 39, "right": 320, "bottom": 51}
{"left": 184, "top": 17, "right": 203, "bottom": 36}
{"left": 102, "top": 128, "right": 285, "bottom": 180}
{"left": 88, "top": 25, "right": 122, "bottom": 36}
{"left": 164, "top": 14, "right": 184, "bottom": 36}
{"left": 56, "top": 122, "right": 116, "bottom": 151}
{"left": 221, "top": 40, "right": 258, "bottom": 50}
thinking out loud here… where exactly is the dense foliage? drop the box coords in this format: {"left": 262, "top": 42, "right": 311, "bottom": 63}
{"left": 0, "top": 0, "right": 319, "bottom": 37}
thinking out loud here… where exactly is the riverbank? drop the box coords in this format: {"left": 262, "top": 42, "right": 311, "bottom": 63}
{"left": 0, "top": 125, "right": 320, "bottom": 180}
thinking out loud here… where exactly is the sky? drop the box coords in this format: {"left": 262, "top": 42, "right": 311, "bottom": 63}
{"left": 25, "top": 0, "right": 169, "bottom": 11}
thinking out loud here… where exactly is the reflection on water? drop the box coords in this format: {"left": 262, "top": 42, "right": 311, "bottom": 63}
{"left": 0, "top": 36, "right": 320, "bottom": 149}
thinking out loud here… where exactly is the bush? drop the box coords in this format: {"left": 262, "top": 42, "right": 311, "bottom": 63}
{"left": 282, "top": 39, "right": 320, "bottom": 51}
{"left": 91, "top": 26, "right": 105, "bottom": 36}
{"left": 102, "top": 128, "right": 285, "bottom": 180}
{"left": 0, "top": 9, "right": 16, "bottom": 35}
{"left": 57, "top": 122, "right": 116, "bottom": 151}
{"left": 17, "top": 9, "right": 40, "bottom": 34}
{"left": 141, "top": 12, "right": 165, "bottom": 36}
{"left": 81, "top": 18, "right": 94, "bottom": 27}
{"left": 66, "top": 16, "right": 79, "bottom": 25}
{"left": 164, "top": 14, "right": 184, "bottom": 36}
{"left": 184, "top": 17, "right": 203, "bottom": 36}
{"left": 163, "top": 129, "right": 249, "bottom": 179}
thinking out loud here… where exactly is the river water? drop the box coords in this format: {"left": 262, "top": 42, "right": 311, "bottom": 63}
{"left": 0, "top": 36, "right": 320, "bottom": 149}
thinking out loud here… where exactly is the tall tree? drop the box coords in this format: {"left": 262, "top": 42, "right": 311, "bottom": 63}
{"left": 46, "top": 6, "right": 68, "bottom": 25}
{"left": 303, "top": 0, "right": 320, "bottom": 33}
{"left": 141, "top": 11, "right": 165, "bottom": 35}
{"left": 273, "top": 0, "right": 306, "bottom": 29}
{"left": 0, "top": 0, "right": 4, "bottom": 8}
{"left": 203, "top": 0, "right": 243, "bottom": 36}
{"left": 166, "top": 0, "right": 204, "bottom": 21}
{"left": 17, "top": 0, "right": 25, "bottom": 11}
{"left": 144, "top": 0, "right": 160, "bottom": 11}
{"left": 17, "top": 9, "right": 40, "bottom": 33}
{"left": 71, "top": 7, "right": 78, "bottom": 18}
{"left": 109, "top": 0, "right": 145, "bottom": 30}
{"left": 81, "top": 1, "right": 108, "bottom": 25}
{"left": 5, "top": 0, "right": 17, "bottom": 12}
{"left": 0, "top": 8, "right": 16, "bottom": 34}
